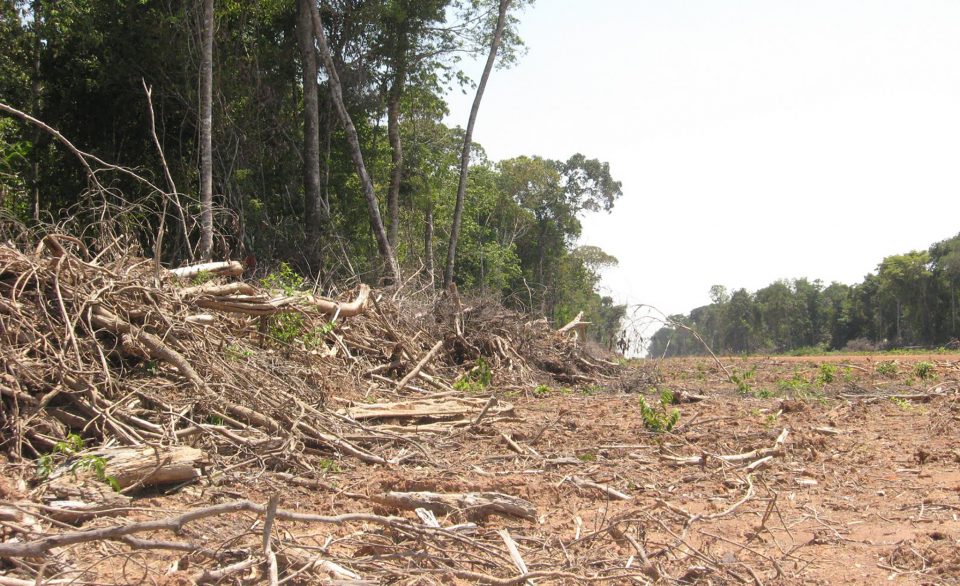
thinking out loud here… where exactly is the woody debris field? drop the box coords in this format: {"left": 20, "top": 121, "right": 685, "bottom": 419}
{"left": 1, "top": 232, "right": 960, "bottom": 585}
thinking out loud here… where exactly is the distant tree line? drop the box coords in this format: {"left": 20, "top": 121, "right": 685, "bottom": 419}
{"left": 648, "top": 233, "right": 960, "bottom": 357}
{"left": 0, "top": 0, "right": 626, "bottom": 348}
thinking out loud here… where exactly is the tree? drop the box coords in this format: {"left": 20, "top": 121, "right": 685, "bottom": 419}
{"left": 297, "top": 0, "right": 323, "bottom": 265}
{"left": 443, "top": 0, "right": 511, "bottom": 289}
{"left": 198, "top": 0, "right": 214, "bottom": 260}
{"left": 309, "top": 0, "right": 400, "bottom": 284}
{"left": 877, "top": 251, "right": 933, "bottom": 344}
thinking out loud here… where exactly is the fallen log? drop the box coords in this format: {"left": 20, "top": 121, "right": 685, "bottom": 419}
{"left": 93, "top": 445, "right": 203, "bottom": 490}
{"left": 372, "top": 490, "right": 537, "bottom": 521}
{"left": 168, "top": 261, "right": 244, "bottom": 280}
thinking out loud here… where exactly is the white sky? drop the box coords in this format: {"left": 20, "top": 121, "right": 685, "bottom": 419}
{"left": 444, "top": 0, "right": 960, "bottom": 322}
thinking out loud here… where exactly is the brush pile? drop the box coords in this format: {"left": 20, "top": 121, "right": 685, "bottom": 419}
{"left": 0, "top": 231, "right": 622, "bottom": 584}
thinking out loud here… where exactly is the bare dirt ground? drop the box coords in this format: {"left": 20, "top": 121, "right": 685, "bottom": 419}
{"left": 8, "top": 354, "right": 958, "bottom": 585}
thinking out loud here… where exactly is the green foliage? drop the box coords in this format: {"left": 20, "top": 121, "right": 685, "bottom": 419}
{"left": 225, "top": 344, "right": 254, "bottom": 361}
{"left": 35, "top": 434, "right": 120, "bottom": 492}
{"left": 876, "top": 361, "right": 898, "bottom": 377}
{"left": 731, "top": 367, "right": 755, "bottom": 395}
{"left": 889, "top": 396, "right": 913, "bottom": 411}
{"left": 817, "top": 363, "right": 836, "bottom": 385}
{"left": 533, "top": 384, "right": 551, "bottom": 398}
{"left": 638, "top": 393, "right": 680, "bottom": 433}
{"left": 190, "top": 270, "right": 214, "bottom": 286}
{"left": 317, "top": 459, "right": 341, "bottom": 474}
{"left": 913, "top": 361, "right": 936, "bottom": 381}
{"left": 269, "top": 312, "right": 307, "bottom": 345}
{"left": 648, "top": 232, "right": 960, "bottom": 357}
{"left": 777, "top": 371, "right": 812, "bottom": 394}
{"left": 261, "top": 262, "right": 303, "bottom": 296}
{"left": 454, "top": 357, "right": 492, "bottom": 393}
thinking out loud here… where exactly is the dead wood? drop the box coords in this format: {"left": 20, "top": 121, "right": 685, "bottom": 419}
{"left": 372, "top": 490, "right": 537, "bottom": 521}
{"left": 168, "top": 261, "right": 243, "bottom": 280}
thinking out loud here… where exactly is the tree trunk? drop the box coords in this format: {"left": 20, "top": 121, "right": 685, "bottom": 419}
{"left": 308, "top": 1, "right": 400, "bottom": 284}
{"left": 198, "top": 0, "right": 215, "bottom": 261}
{"left": 442, "top": 0, "right": 511, "bottom": 289}
{"left": 424, "top": 198, "right": 434, "bottom": 285}
{"left": 30, "top": 0, "right": 42, "bottom": 223}
{"left": 297, "top": 0, "right": 324, "bottom": 267}
{"left": 387, "top": 82, "right": 403, "bottom": 249}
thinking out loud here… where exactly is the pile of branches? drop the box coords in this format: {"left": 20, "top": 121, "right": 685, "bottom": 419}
{"left": 0, "top": 230, "right": 624, "bottom": 582}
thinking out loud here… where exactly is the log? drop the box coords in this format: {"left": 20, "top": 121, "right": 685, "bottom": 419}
{"left": 372, "top": 490, "right": 537, "bottom": 521}
{"left": 195, "top": 284, "right": 371, "bottom": 318}
{"left": 340, "top": 396, "right": 514, "bottom": 423}
{"left": 169, "top": 261, "right": 244, "bottom": 280}
{"left": 90, "top": 445, "right": 203, "bottom": 490}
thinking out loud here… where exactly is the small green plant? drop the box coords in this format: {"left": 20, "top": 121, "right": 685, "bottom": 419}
{"left": 454, "top": 357, "right": 492, "bottom": 393}
{"left": 577, "top": 451, "right": 597, "bottom": 463}
{"left": 35, "top": 434, "right": 120, "bottom": 492}
{"left": 261, "top": 262, "right": 303, "bottom": 295}
{"left": 579, "top": 384, "right": 602, "bottom": 396}
{"left": 731, "top": 367, "right": 756, "bottom": 395}
{"left": 638, "top": 393, "right": 680, "bottom": 433}
{"left": 317, "top": 458, "right": 342, "bottom": 474}
{"left": 269, "top": 312, "right": 307, "bottom": 345}
{"left": 914, "top": 361, "right": 936, "bottom": 381}
{"left": 817, "top": 363, "right": 836, "bottom": 385}
{"left": 889, "top": 396, "right": 912, "bottom": 411}
{"left": 777, "top": 370, "right": 811, "bottom": 394}
{"left": 753, "top": 388, "right": 779, "bottom": 399}
{"left": 190, "top": 269, "right": 214, "bottom": 286}
{"left": 876, "top": 361, "right": 898, "bottom": 377}
{"left": 225, "top": 344, "right": 254, "bottom": 360}
{"left": 841, "top": 367, "right": 855, "bottom": 384}
{"left": 533, "top": 384, "right": 552, "bottom": 398}
{"left": 301, "top": 321, "right": 335, "bottom": 349}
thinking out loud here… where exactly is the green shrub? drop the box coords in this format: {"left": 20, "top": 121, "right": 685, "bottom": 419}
{"left": 454, "top": 357, "right": 492, "bottom": 393}
{"left": 731, "top": 367, "right": 756, "bottom": 395}
{"left": 817, "top": 363, "right": 836, "bottom": 385}
{"left": 261, "top": 262, "right": 303, "bottom": 295}
{"left": 876, "top": 361, "right": 898, "bottom": 377}
{"left": 638, "top": 394, "right": 680, "bottom": 433}
{"left": 914, "top": 361, "right": 936, "bottom": 381}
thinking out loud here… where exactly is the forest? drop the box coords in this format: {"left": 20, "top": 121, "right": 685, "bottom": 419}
{"left": 0, "top": 0, "right": 626, "bottom": 348}
{"left": 647, "top": 232, "right": 960, "bottom": 357}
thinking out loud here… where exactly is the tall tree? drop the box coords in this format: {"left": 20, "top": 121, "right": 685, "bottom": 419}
{"left": 443, "top": 0, "right": 510, "bottom": 289}
{"left": 297, "top": 0, "right": 324, "bottom": 263}
{"left": 198, "top": 0, "right": 214, "bottom": 260}
{"left": 309, "top": 0, "right": 400, "bottom": 283}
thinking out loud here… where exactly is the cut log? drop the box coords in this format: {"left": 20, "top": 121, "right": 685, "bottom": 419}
{"left": 169, "top": 261, "right": 244, "bottom": 280}
{"left": 92, "top": 445, "right": 203, "bottom": 490}
{"left": 194, "top": 284, "right": 370, "bottom": 318}
{"left": 340, "top": 396, "right": 514, "bottom": 423}
{"left": 372, "top": 490, "right": 537, "bottom": 522}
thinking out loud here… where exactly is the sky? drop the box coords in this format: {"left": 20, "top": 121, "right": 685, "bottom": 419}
{"left": 443, "top": 0, "right": 960, "bottom": 335}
